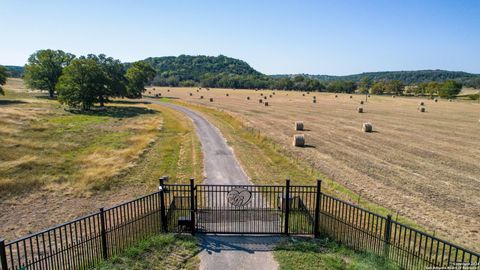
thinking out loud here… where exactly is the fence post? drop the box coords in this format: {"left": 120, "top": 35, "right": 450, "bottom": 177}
{"left": 99, "top": 208, "right": 108, "bottom": 260}
{"left": 189, "top": 178, "right": 196, "bottom": 236}
{"left": 159, "top": 177, "right": 168, "bottom": 233}
{"left": 0, "top": 239, "right": 7, "bottom": 270}
{"left": 384, "top": 214, "right": 392, "bottom": 259}
{"left": 284, "top": 179, "right": 291, "bottom": 236}
{"left": 314, "top": 179, "right": 322, "bottom": 238}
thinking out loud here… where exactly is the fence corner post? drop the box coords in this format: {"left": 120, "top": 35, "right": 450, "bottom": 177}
{"left": 159, "top": 177, "right": 168, "bottom": 233}
{"left": 384, "top": 214, "right": 393, "bottom": 259}
{"left": 314, "top": 179, "right": 322, "bottom": 238}
{"left": 0, "top": 239, "right": 8, "bottom": 270}
{"left": 99, "top": 207, "right": 108, "bottom": 260}
{"left": 189, "top": 178, "right": 196, "bottom": 236}
{"left": 284, "top": 179, "right": 291, "bottom": 236}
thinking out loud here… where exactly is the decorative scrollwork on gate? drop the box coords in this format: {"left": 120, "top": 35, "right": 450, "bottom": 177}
{"left": 227, "top": 187, "right": 252, "bottom": 207}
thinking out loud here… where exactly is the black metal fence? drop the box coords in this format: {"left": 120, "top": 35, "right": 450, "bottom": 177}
{"left": 0, "top": 191, "right": 162, "bottom": 270}
{"left": 1, "top": 178, "right": 479, "bottom": 270}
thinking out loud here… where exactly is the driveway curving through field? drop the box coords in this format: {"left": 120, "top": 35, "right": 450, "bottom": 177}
{"left": 148, "top": 100, "right": 279, "bottom": 270}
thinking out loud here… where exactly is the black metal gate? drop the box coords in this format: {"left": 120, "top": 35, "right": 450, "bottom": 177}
{"left": 159, "top": 178, "right": 321, "bottom": 235}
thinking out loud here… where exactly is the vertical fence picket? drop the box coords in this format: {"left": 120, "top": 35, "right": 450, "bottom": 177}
{"left": 314, "top": 180, "right": 322, "bottom": 238}
{"left": 99, "top": 208, "right": 108, "bottom": 260}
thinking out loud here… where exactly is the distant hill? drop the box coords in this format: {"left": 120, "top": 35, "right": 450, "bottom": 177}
{"left": 274, "top": 70, "right": 480, "bottom": 85}
{"left": 5, "top": 55, "right": 480, "bottom": 89}
{"left": 4, "top": 65, "right": 24, "bottom": 78}
{"left": 143, "top": 55, "right": 263, "bottom": 86}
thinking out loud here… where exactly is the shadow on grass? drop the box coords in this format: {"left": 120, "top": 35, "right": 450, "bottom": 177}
{"left": 68, "top": 106, "right": 157, "bottom": 118}
{"left": 0, "top": 99, "right": 29, "bottom": 105}
{"left": 303, "top": 144, "right": 316, "bottom": 148}
{"left": 110, "top": 99, "right": 152, "bottom": 105}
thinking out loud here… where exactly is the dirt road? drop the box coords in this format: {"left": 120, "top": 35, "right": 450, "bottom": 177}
{"left": 152, "top": 101, "right": 279, "bottom": 270}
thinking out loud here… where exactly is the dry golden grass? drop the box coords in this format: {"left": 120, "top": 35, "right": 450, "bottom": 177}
{"left": 149, "top": 86, "right": 480, "bottom": 251}
{"left": 0, "top": 80, "right": 203, "bottom": 242}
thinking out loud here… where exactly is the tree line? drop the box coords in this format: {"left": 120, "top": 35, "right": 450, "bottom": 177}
{"left": 2, "top": 53, "right": 472, "bottom": 101}
{"left": 23, "top": 50, "right": 155, "bottom": 110}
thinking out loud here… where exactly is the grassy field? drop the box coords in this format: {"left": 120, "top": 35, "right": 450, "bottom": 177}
{"left": 149, "top": 86, "right": 480, "bottom": 251}
{"left": 0, "top": 79, "right": 203, "bottom": 241}
{"left": 274, "top": 237, "right": 399, "bottom": 270}
{"left": 98, "top": 234, "right": 200, "bottom": 270}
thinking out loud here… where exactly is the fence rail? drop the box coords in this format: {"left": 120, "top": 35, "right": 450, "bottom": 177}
{"left": 1, "top": 178, "right": 479, "bottom": 270}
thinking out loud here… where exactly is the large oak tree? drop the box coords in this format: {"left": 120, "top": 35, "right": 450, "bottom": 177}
{"left": 24, "top": 49, "right": 75, "bottom": 98}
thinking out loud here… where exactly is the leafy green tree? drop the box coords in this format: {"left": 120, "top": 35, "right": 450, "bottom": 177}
{"left": 56, "top": 58, "right": 106, "bottom": 110}
{"left": 358, "top": 76, "right": 372, "bottom": 94}
{"left": 385, "top": 80, "right": 404, "bottom": 95}
{"left": 425, "top": 82, "right": 440, "bottom": 97}
{"left": 438, "top": 80, "right": 462, "bottom": 98}
{"left": 0, "top": 65, "right": 7, "bottom": 95}
{"left": 84, "top": 54, "right": 127, "bottom": 105}
{"left": 326, "top": 80, "right": 356, "bottom": 93}
{"left": 125, "top": 61, "right": 156, "bottom": 98}
{"left": 370, "top": 81, "right": 386, "bottom": 95}
{"left": 24, "top": 49, "right": 75, "bottom": 98}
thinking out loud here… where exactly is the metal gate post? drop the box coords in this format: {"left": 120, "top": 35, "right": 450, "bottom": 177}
{"left": 314, "top": 179, "right": 322, "bottom": 238}
{"left": 384, "top": 214, "right": 393, "bottom": 258}
{"left": 284, "top": 179, "right": 291, "bottom": 236}
{"left": 99, "top": 208, "right": 108, "bottom": 260}
{"left": 0, "top": 239, "right": 8, "bottom": 270}
{"left": 189, "top": 178, "right": 196, "bottom": 235}
{"left": 159, "top": 177, "right": 168, "bottom": 232}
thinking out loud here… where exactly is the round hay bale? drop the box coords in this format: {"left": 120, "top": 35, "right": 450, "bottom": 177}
{"left": 167, "top": 89, "right": 170, "bottom": 92}
{"left": 264, "top": 102, "right": 269, "bottom": 106}
{"left": 148, "top": 91, "right": 151, "bottom": 94}
{"left": 196, "top": 89, "right": 199, "bottom": 92}
{"left": 362, "top": 123, "right": 373, "bottom": 132}
{"left": 200, "top": 96, "right": 204, "bottom": 99}
{"left": 259, "top": 99, "right": 263, "bottom": 103}
{"left": 209, "top": 98, "right": 213, "bottom": 102}
{"left": 264, "top": 96, "right": 267, "bottom": 99}
{"left": 419, "top": 101, "right": 425, "bottom": 106}
{"left": 226, "top": 93, "right": 229, "bottom": 97}
{"left": 247, "top": 96, "right": 250, "bottom": 100}
{"left": 367, "top": 94, "right": 371, "bottom": 98}
{"left": 313, "top": 99, "right": 317, "bottom": 103}
{"left": 448, "top": 99, "right": 452, "bottom": 102}
{"left": 419, "top": 106, "right": 426, "bottom": 112}
{"left": 350, "top": 95, "right": 353, "bottom": 99}
{"left": 295, "top": 121, "right": 304, "bottom": 131}
{"left": 153, "top": 88, "right": 156, "bottom": 90}
{"left": 302, "top": 93, "right": 305, "bottom": 96}
{"left": 269, "top": 95, "right": 272, "bottom": 98}
{"left": 293, "top": 134, "right": 305, "bottom": 147}
{"left": 189, "top": 93, "right": 193, "bottom": 96}
{"left": 357, "top": 107, "right": 364, "bottom": 113}
{"left": 434, "top": 98, "right": 438, "bottom": 102}
{"left": 273, "top": 92, "right": 276, "bottom": 95}
{"left": 159, "top": 93, "right": 162, "bottom": 97}
{"left": 307, "top": 92, "right": 310, "bottom": 95}
{"left": 335, "top": 95, "right": 338, "bottom": 98}
{"left": 313, "top": 96, "right": 316, "bottom": 99}
{"left": 360, "top": 100, "right": 364, "bottom": 104}
{"left": 392, "top": 95, "right": 396, "bottom": 98}
{"left": 260, "top": 93, "right": 263, "bottom": 96}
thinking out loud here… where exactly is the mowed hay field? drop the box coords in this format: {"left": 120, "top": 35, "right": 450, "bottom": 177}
{"left": 0, "top": 79, "right": 202, "bottom": 241}
{"left": 148, "top": 86, "right": 480, "bottom": 251}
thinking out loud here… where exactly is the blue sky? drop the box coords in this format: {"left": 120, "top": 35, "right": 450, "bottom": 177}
{"left": 1, "top": 0, "right": 479, "bottom": 75}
